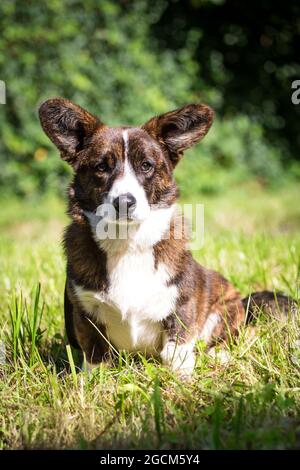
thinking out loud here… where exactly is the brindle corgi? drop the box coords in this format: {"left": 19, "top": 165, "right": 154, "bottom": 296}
{"left": 39, "top": 98, "right": 294, "bottom": 376}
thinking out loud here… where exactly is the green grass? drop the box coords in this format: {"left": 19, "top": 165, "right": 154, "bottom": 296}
{"left": 0, "top": 178, "right": 300, "bottom": 450}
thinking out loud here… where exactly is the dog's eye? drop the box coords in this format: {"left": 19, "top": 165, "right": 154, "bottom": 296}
{"left": 141, "top": 161, "right": 153, "bottom": 173}
{"left": 95, "top": 162, "right": 108, "bottom": 173}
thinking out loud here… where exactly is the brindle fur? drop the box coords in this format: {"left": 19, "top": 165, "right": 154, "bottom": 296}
{"left": 39, "top": 98, "right": 294, "bottom": 366}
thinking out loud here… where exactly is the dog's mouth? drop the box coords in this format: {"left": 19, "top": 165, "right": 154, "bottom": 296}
{"left": 98, "top": 198, "right": 151, "bottom": 225}
{"left": 107, "top": 214, "right": 141, "bottom": 225}
{"left": 94, "top": 207, "right": 146, "bottom": 225}
{"left": 85, "top": 199, "right": 154, "bottom": 231}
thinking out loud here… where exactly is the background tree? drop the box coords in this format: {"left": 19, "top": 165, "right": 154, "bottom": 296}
{"left": 153, "top": 0, "right": 300, "bottom": 162}
{"left": 0, "top": 0, "right": 299, "bottom": 196}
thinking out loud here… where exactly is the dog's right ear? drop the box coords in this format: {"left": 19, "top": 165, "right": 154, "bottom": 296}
{"left": 38, "top": 98, "right": 104, "bottom": 166}
{"left": 142, "top": 103, "right": 214, "bottom": 167}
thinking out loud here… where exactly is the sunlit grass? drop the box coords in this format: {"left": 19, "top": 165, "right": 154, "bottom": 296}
{"left": 0, "top": 180, "right": 300, "bottom": 449}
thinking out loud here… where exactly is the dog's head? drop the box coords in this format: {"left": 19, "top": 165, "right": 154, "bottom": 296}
{"left": 39, "top": 98, "right": 214, "bottom": 224}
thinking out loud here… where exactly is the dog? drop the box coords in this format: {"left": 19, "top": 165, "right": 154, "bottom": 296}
{"left": 39, "top": 98, "right": 294, "bottom": 376}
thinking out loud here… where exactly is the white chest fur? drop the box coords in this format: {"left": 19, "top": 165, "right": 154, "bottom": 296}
{"left": 74, "top": 247, "right": 178, "bottom": 354}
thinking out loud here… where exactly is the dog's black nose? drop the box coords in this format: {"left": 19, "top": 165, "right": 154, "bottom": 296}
{"left": 113, "top": 193, "right": 136, "bottom": 215}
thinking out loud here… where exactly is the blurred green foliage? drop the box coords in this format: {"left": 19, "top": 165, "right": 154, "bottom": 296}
{"left": 0, "top": 0, "right": 299, "bottom": 197}
{"left": 155, "top": 0, "right": 300, "bottom": 161}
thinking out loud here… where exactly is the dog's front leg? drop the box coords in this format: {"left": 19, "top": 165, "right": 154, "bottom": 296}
{"left": 75, "top": 311, "right": 110, "bottom": 371}
{"left": 65, "top": 283, "right": 110, "bottom": 370}
{"left": 160, "top": 310, "right": 197, "bottom": 378}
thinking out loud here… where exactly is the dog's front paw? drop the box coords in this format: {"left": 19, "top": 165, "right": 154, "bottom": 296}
{"left": 160, "top": 340, "right": 195, "bottom": 379}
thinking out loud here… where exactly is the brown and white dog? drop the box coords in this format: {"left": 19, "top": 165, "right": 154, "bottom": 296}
{"left": 39, "top": 98, "right": 293, "bottom": 376}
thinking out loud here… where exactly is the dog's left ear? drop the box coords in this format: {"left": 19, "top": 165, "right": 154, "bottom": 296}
{"left": 142, "top": 104, "right": 214, "bottom": 166}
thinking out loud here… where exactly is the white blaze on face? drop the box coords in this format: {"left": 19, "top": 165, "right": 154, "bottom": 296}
{"left": 105, "top": 130, "right": 150, "bottom": 222}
